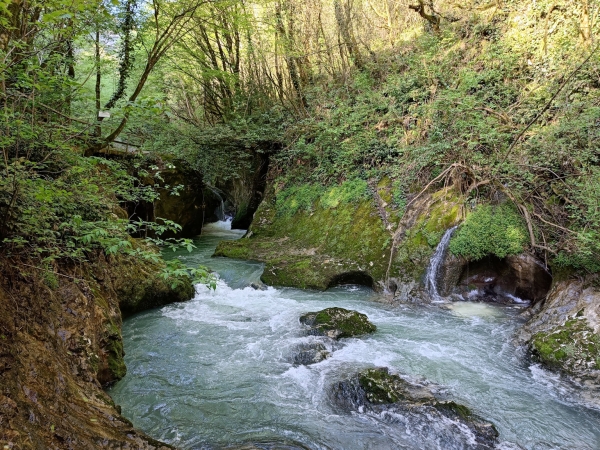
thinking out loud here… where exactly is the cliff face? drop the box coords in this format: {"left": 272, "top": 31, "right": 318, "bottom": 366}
{"left": 0, "top": 251, "right": 193, "bottom": 449}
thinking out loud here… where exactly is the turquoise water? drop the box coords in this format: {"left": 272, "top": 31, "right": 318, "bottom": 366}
{"left": 109, "top": 222, "right": 600, "bottom": 449}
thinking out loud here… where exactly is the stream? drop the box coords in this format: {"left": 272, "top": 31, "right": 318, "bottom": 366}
{"left": 109, "top": 221, "right": 600, "bottom": 450}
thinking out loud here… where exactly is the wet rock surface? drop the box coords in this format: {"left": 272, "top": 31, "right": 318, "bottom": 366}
{"left": 250, "top": 281, "right": 268, "bottom": 290}
{"left": 331, "top": 368, "right": 499, "bottom": 449}
{"left": 517, "top": 274, "right": 600, "bottom": 403}
{"left": 291, "top": 342, "right": 330, "bottom": 365}
{"left": 299, "top": 307, "right": 376, "bottom": 339}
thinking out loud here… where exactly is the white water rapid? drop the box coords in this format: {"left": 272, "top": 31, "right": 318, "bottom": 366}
{"left": 108, "top": 222, "right": 600, "bottom": 449}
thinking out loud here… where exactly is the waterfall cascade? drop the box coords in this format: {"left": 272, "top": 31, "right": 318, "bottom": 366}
{"left": 425, "top": 226, "right": 457, "bottom": 301}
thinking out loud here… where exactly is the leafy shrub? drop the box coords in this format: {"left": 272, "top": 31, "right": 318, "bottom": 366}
{"left": 449, "top": 203, "right": 528, "bottom": 260}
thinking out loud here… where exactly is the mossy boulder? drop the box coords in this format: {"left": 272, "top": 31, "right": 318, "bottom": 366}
{"left": 215, "top": 181, "right": 392, "bottom": 290}
{"left": 531, "top": 316, "right": 600, "bottom": 373}
{"left": 300, "top": 307, "right": 376, "bottom": 339}
{"left": 518, "top": 274, "right": 600, "bottom": 396}
{"left": 216, "top": 180, "right": 466, "bottom": 298}
{"left": 331, "top": 367, "right": 499, "bottom": 448}
{"left": 358, "top": 368, "right": 434, "bottom": 404}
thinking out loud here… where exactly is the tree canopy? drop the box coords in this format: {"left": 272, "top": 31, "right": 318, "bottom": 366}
{"left": 1, "top": 0, "right": 599, "bottom": 274}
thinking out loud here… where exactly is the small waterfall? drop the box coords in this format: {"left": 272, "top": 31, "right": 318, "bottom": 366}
{"left": 425, "top": 226, "right": 457, "bottom": 301}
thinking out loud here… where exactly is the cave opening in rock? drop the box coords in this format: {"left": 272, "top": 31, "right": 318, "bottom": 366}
{"left": 455, "top": 254, "right": 552, "bottom": 303}
{"left": 328, "top": 271, "right": 375, "bottom": 289}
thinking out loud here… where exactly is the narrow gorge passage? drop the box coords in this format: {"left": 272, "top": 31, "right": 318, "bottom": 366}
{"left": 108, "top": 222, "right": 600, "bottom": 450}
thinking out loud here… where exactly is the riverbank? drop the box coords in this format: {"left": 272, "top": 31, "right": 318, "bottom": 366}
{"left": 0, "top": 249, "right": 193, "bottom": 449}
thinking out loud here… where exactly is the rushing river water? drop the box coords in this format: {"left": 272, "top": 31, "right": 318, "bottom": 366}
{"left": 109, "top": 222, "right": 600, "bottom": 450}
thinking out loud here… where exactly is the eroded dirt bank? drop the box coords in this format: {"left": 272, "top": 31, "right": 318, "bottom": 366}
{"left": 0, "top": 250, "right": 193, "bottom": 449}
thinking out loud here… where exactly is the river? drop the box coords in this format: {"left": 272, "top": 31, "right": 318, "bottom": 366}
{"left": 108, "top": 221, "right": 600, "bottom": 449}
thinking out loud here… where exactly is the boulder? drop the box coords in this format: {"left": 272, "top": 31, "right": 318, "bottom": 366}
{"left": 518, "top": 274, "right": 600, "bottom": 398}
{"left": 331, "top": 368, "right": 498, "bottom": 449}
{"left": 300, "top": 307, "right": 376, "bottom": 339}
{"left": 250, "top": 281, "right": 268, "bottom": 290}
{"left": 291, "top": 342, "right": 330, "bottom": 365}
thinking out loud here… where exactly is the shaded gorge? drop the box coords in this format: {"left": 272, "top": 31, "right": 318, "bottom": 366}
{"left": 108, "top": 222, "right": 600, "bottom": 449}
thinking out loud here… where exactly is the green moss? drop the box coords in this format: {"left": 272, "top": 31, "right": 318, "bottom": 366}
{"left": 275, "top": 183, "right": 325, "bottom": 217}
{"left": 106, "top": 337, "right": 126, "bottom": 380}
{"left": 104, "top": 320, "right": 127, "bottom": 380}
{"left": 214, "top": 240, "right": 251, "bottom": 259}
{"left": 377, "top": 177, "right": 394, "bottom": 204}
{"left": 301, "top": 307, "right": 376, "bottom": 338}
{"left": 449, "top": 203, "right": 528, "bottom": 260}
{"left": 359, "top": 368, "right": 407, "bottom": 404}
{"left": 531, "top": 315, "right": 600, "bottom": 372}
{"left": 435, "top": 401, "right": 472, "bottom": 420}
{"left": 275, "top": 180, "right": 369, "bottom": 217}
{"left": 216, "top": 185, "right": 391, "bottom": 290}
{"left": 355, "top": 368, "right": 497, "bottom": 440}
{"left": 260, "top": 255, "right": 348, "bottom": 290}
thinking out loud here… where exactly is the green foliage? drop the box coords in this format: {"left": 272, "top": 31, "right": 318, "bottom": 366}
{"left": 275, "top": 184, "right": 324, "bottom": 217}
{"left": 320, "top": 179, "right": 369, "bottom": 209}
{"left": 449, "top": 203, "right": 528, "bottom": 260}
{"left": 162, "top": 259, "right": 217, "bottom": 291}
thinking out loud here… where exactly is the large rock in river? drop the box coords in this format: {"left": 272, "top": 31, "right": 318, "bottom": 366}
{"left": 300, "top": 307, "right": 376, "bottom": 339}
{"left": 331, "top": 367, "right": 499, "bottom": 449}
{"left": 291, "top": 342, "right": 331, "bottom": 365}
{"left": 517, "top": 274, "right": 600, "bottom": 400}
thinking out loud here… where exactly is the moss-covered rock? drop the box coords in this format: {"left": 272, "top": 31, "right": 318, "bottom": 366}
{"left": 291, "top": 342, "right": 331, "bottom": 365}
{"left": 358, "top": 368, "right": 433, "bottom": 404}
{"left": 215, "top": 182, "right": 391, "bottom": 290}
{"left": 300, "top": 307, "right": 376, "bottom": 339}
{"left": 331, "top": 367, "right": 499, "bottom": 447}
{"left": 531, "top": 315, "right": 600, "bottom": 373}
{"left": 106, "top": 240, "right": 194, "bottom": 316}
{"left": 518, "top": 274, "right": 600, "bottom": 395}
